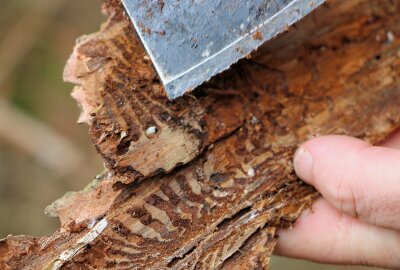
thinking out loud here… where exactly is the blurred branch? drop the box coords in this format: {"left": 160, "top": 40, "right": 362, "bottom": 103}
{"left": 0, "top": 99, "right": 83, "bottom": 178}
{"left": 0, "top": 0, "right": 67, "bottom": 90}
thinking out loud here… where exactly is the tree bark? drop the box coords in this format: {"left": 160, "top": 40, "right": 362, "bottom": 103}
{"left": 2, "top": 0, "right": 400, "bottom": 269}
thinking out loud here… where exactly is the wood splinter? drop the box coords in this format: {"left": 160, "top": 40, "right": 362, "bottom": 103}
{"left": 1, "top": 0, "right": 400, "bottom": 269}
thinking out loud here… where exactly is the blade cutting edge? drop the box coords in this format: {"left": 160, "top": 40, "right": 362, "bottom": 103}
{"left": 122, "top": 0, "right": 325, "bottom": 99}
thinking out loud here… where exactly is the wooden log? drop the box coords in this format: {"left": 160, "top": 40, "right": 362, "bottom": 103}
{"left": 2, "top": 0, "right": 400, "bottom": 269}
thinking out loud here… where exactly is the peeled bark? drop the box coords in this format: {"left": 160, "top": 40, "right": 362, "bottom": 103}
{"left": 2, "top": 0, "right": 400, "bottom": 269}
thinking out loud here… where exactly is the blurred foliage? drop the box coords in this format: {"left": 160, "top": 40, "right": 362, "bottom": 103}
{"left": 0, "top": 0, "right": 104, "bottom": 237}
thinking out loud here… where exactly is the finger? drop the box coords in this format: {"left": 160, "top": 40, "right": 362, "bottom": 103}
{"left": 380, "top": 129, "right": 400, "bottom": 150}
{"left": 275, "top": 198, "right": 400, "bottom": 269}
{"left": 293, "top": 135, "right": 400, "bottom": 230}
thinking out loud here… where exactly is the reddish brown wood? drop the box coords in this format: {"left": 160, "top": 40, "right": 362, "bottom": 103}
{"left": 1, "top": 0, "right": 400, "bottom": 269}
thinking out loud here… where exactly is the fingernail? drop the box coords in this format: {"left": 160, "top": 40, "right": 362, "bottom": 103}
{"left": 294, "top": 146, "right": 314, "bottom": 182}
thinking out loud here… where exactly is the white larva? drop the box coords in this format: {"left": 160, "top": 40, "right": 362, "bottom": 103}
{"left": 145, "top": 126, "right": 157, "bottom": 136}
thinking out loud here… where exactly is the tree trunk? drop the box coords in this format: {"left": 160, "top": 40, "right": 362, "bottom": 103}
{"left": 1, "top": 0, "right": 400, "bottom": 269}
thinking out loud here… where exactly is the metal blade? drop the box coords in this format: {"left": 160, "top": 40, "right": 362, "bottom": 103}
{"left": 122, "top": 0, "right": 325, "bottom": 99}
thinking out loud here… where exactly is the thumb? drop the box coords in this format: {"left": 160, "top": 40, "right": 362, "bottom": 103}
{"left": 293, "top": 135, "right": 400, "bottom": 230}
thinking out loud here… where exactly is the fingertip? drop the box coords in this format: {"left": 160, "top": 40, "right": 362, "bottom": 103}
{"left": 293, "top": 135, "right": 369, "bottom": 188}
{"left": 301, "top": 135, "right": 370, "bottom": 159}
{"left": 295, "top": 135, "right": 400, "bottom": 228}
{"left": 293, "top": 146, "right": 314, "bottom": 184}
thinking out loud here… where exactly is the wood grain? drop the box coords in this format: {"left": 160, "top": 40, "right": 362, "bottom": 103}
{"left": 1, "top": 0, "right": 400, "bottom": 269}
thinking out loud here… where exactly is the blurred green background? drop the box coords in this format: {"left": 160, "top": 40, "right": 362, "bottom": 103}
{"left": 0, "top": 0, "right": 104, "bottom": 235}
{"left": 0, "top": 1, "right": 380, "bottom": 269}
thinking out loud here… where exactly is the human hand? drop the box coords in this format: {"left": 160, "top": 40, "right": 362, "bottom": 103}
{"left": 275, "top": 131, "right": 400, "bottom": 269}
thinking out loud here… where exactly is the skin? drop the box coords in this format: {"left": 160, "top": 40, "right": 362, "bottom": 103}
{"left": 275, "top": 130, "right": 400, "bottom": 269}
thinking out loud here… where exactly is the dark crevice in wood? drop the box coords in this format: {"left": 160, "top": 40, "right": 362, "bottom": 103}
{"left": 219, "top": 227, "right": 263, "bottom": 268}
{"left": 167, "top": 245, "right": 197, "bottom": 268}
{"left": 216, "top": 206, "right": 253, "bottom": 231}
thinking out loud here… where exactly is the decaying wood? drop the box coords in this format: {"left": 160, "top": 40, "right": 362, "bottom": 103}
{"left": 2, "top": 0, "right": 400, "bottom": 269}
